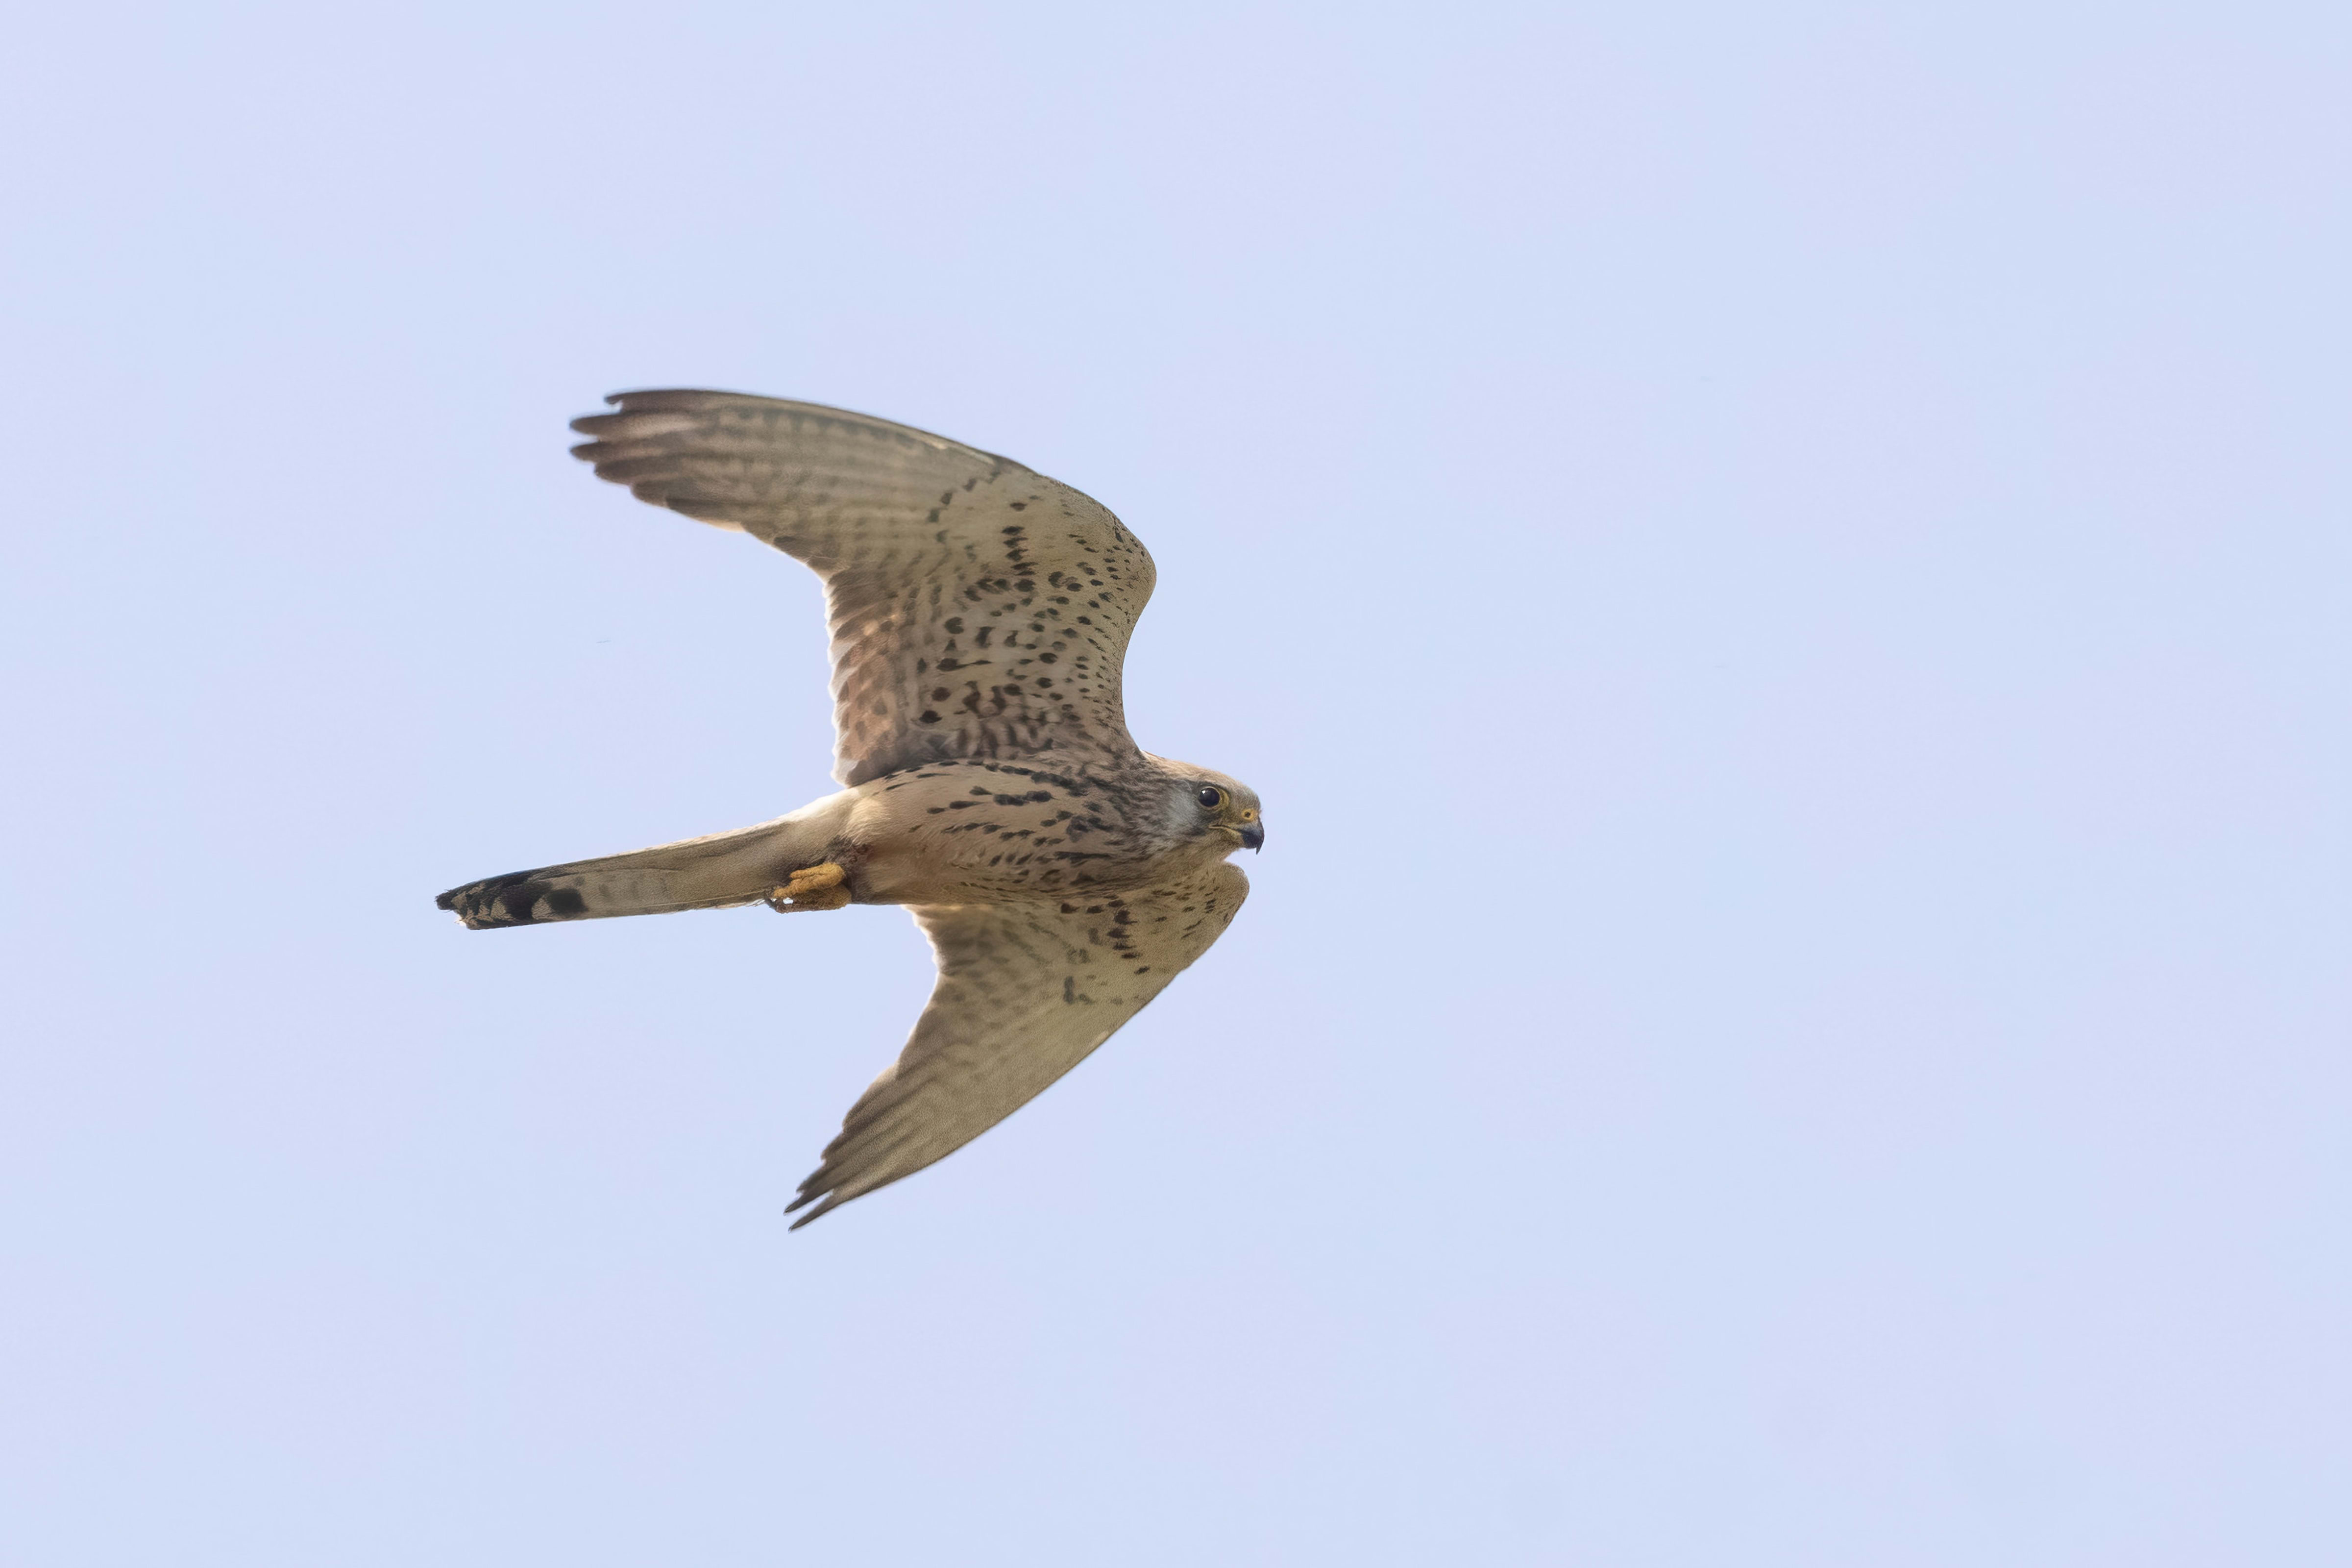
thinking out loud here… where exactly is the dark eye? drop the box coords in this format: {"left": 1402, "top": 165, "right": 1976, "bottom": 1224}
{"left": 1196, "top": 786, "right": 1224, "bottom": 810}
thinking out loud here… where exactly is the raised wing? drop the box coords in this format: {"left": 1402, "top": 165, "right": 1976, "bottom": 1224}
{"left": 787, "top": 862, "right": 1249, "bottom": 1227}
{"left": 569, "top": 390, "right": 1156, "bottom": 785}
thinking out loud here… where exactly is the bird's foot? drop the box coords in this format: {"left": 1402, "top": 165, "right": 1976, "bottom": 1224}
{"left": 767, "top": 862, "right": 851, "bottom": 912}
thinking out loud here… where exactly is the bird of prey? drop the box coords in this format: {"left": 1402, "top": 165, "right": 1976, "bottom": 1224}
{"left": 437, "top": 391, "right": 1263, "bottom": 1227}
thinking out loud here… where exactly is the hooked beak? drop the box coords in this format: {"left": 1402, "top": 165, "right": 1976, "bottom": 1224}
{"left": 1240, "top": 822, "right": 1264, "bottom": 853}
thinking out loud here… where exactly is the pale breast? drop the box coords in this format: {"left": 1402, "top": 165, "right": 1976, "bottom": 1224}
{"left": 842, "top": 758, "right": 1173, "bottom": 905}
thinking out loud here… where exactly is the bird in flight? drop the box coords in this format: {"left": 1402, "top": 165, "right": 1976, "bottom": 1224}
{"left": 437, "top": 392, "right": 1263, "bottom": 1227}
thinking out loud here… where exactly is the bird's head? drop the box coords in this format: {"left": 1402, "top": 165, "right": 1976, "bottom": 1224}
{"left": 1156, "top": 763, "right": 1264, "bottom": 855}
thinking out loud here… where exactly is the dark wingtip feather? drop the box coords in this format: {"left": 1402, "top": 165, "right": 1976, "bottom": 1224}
{"left": 569, "top": 387, "right": 727, "bottom": 435}
{"left": 600, "top": 388, "right": 751, "bottom": 413}
{"left": 784, "top": 1169, "right": 847, "bottom": 1230}
{"left": 785, "top": 1193, "right": 842, "bottom": 1230}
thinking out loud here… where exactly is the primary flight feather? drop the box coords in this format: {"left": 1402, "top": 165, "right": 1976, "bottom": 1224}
{"left": 436, "top": 392, "right": 1263, "bottom": 1227}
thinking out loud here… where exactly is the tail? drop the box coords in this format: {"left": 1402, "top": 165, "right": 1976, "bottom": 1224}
{"left": 436, "top": 814, "right": 821, "bottom": 929}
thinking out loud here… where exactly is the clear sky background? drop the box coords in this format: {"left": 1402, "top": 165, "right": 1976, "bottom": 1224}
{"left": 3, "top": 4, "right": 2347, "bottom": 1564}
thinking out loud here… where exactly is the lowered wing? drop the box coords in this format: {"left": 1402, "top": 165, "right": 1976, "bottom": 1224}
{"left": 788, "top": 862, "right": 1250, "bottom": 1226}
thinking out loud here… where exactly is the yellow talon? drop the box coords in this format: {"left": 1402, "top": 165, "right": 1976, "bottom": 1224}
{"left": 767, "top": 863, "right": 850, "bottom": 912}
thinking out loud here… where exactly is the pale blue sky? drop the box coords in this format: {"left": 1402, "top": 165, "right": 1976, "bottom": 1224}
{"left": 4, "top": 4, "right": 2348, "bottom": 1564}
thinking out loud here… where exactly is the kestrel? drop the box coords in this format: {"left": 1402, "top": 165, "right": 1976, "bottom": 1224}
{"left": 437, "top": 392, "right": 1263, "bottom": 1227}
